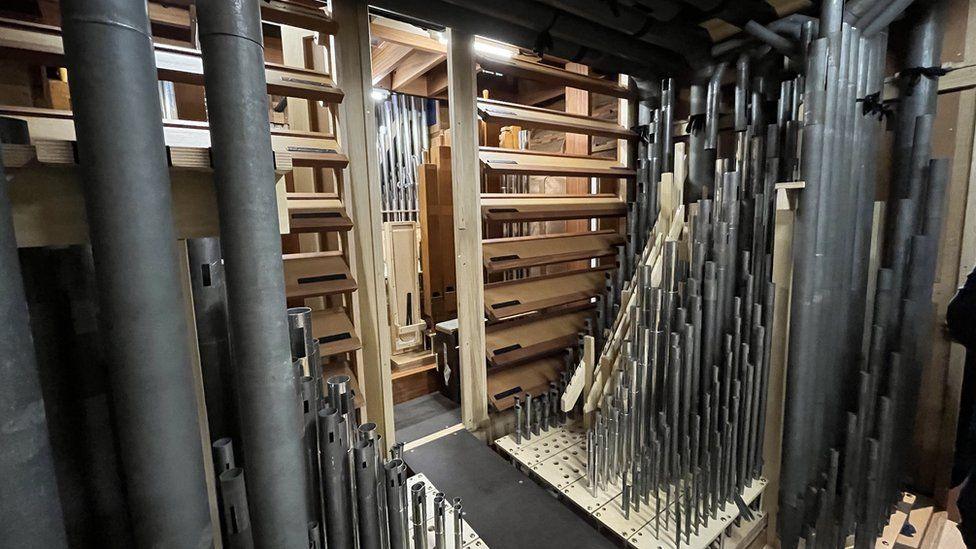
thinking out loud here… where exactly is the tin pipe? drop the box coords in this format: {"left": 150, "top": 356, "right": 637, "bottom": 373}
{"left": 318, "top": 407, "right": 353, "bottom": 548}
{"left": 218, "top": 468, "right": 255, "bottom": 549}
{"left": 60, "top": 0, "right": 211, "bottom": 544}
{"left": 196, "top": 1, "right": 310, "bottom": 543}
{"left": 385, "top": 459, "right": 410, "bottom": 549}
{"left": 354, "top": 441, "right": 382, "bottom": 549}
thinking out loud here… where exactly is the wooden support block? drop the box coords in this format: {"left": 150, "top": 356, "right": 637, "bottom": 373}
{"left": 479, "top": 146, "right": 635, "bottom": 178}
{"left": 383, "top": 221, "right": 424, "bottom": 354}
{"left": 310, "top": 308, "right": 362, "bottom": 358}
{"left": 486, "top": 356, "right": 562, "bottom": 411}
{"left": 0, "top": 17, "right": 344, "bottom": 103}
{"left": 282, "top": 251, "right": 357, "bottom": 299}
{"left": 482, "top": 230, "right": 624, "bottom": 272}
{"left": 483, "top": 266, "right": 612, "bottom": 321}
{"left": 477, "top": 97, "right": 635, "bottom": 140}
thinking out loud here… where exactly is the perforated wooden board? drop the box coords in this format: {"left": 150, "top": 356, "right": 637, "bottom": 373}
{"left": 496, "top": 423, "right": 767, "bottom": 549}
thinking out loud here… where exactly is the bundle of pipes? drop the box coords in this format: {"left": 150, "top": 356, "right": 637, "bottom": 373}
{"left": 583, "top": 96, "right": 778, "bottom": 546}
{"left": 376, "top": 92, "right": 430, "bottom": 222}
{"left": 777, "top": 0, "right": 952, "bottom": 546}
{"left": 213, "top": 308, "right": 475, "bottom": 549}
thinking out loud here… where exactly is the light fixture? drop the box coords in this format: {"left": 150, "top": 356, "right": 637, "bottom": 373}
{"left": 474, "top": 40, "right": 515, "bottom": 60}
{"left": 371, "top": 88, "right": 390, "bottom": 102}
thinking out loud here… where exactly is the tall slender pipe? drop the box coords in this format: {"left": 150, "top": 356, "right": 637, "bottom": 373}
{"left": 188, "top": 237, "right": 238, "bottom": 441}
{"left": 59, "top": 1, "right": 211, "bottom": 545}
{"left": 196, "top": 0, "right": 309, "bottom": 545}
{"left": 0, "top": 120, "right": 68, "bottom": 547}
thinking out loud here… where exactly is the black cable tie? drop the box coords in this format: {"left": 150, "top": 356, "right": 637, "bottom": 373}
{"left": 900, "top": 65, "right": 953, "bottom": 96}
{"left": 630, "top": 123, "right": 653, "bottom": 144}
{"left": 533, "top": 13, "right": 559, "bottom": 58}
{"left": 856, "top": 92, "right": 893, "bottom": 121}
{"left": 687, "top": 113, "right": 706, "bottom": 134}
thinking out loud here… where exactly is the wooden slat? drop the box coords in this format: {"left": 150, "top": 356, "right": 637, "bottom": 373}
{"left": 0, "top": 17, "right": 344, "bottom": 103}
{"left": 477, "top": 97, "right": 635, "bottom": 140}
{"left": 310, "top": 308, "right": 362, "bottom": 357}
{"left": 478, "top": 55, "right": 633, "bottom": 99}
{"left": 482, "top": 230, "right": 623, "bottom": 272}
{"left": 479, "top": 147, "right": 635, "bottom": 178}
{"left": 487, "top": 356, "right": 562, "bottom": 411}
{"left": 260, "top": 0, "right": 337, "bottom": 35}
{"left": 481, "top": 194, "right": 626, "bottom": 223}
{"left": 283, "top": 251, "right": 357, "bottom": 299}
{"left": 392, "top": 50, "right": 446, "bottom": 91}
{"left": 483, "top": 266, "right": 612, "bottom": 321}
{"left": 286, "top": 194, "right": 353, "bottom": 233}
{"left": 370, "top": 22, "right": 446, "bottom": 54}
{"left": 486, "top": 309, "right": 592, "bottom": 369}
{"left": 0, "top": 106, "right": 348, "bottom": 170}
{"left": 371, "top": 41, "right": 414, "bottom": 84}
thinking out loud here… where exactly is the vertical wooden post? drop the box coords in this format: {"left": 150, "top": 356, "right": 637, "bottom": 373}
{"left": 582, "top": 335, "right": 595, "bottom": 429}
{"left": 446, "top": 28, "right": 489, "bottom": 432}
{"left": 333, "top": 0, "right": 395, "bottom": 447}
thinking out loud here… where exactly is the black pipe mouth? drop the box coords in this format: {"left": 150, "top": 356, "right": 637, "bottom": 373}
{"left": 219, "top": 467, "right": 244, "bottom": 481}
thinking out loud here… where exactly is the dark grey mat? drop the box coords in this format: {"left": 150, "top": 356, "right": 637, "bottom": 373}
{"left": 402, "top": 429, "right": 616, "bottom": 549}
{"left": 394, "top": 392, "right": 461, "bottom": 444}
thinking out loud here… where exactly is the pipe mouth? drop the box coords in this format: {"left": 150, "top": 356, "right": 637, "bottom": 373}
{"left": 212, "top": 437, "right": 233, "bottom": 448}
{"left": 219, "top": 467, "right": 244, "bottom": 481}
{"left": 410, "top": 482, "right": 425, "bottom": 493}
{"left": 287, "top": 306, "right": 313, "bottom": 315}
{"left": 327, "top": 374, "right": 351, "bottom": 386}
{"left": 385, "top": 458, "right": 405, "bottom": 470}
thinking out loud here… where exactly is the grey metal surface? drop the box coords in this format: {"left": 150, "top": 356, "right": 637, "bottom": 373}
{"left": 59, "top": 0, "right": 211, "bottom": 545}
{"left": 196, "top": 0, "right": 309, "bottom": 545}
{"left": 403, "top": 429, "right": 617, "bottom": 548}
{"left": 395, "top": 392, "right": 462, "bottom": 444}
{"left": 0, "top": 121, "right": 68, "bottom": 548}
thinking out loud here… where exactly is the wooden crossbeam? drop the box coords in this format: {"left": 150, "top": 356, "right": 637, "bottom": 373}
{"left": 260, "top": 0, "right": 337, "bottom": 35}
{"left": 483, "top": 266, "right": 612, "bottom": 321}
{"left": 481, "top": 194, "right": 626, "bottom": 223}
{"left": 478, "top": 55, "right": 634, "bottom": 99}
{"left": 392, "top": 50, "right": 446, "bottom": 91}
{"left": 479, "top": 147, "right": 635, "bottom": 178}
{"left": 486, "top": 308, "right": 593, "bottom": 369}
{"left": 0, "top": 106, "right": 348, "bottom": 170}
{"left": 478, "top": 97, "right": 635, "bottom": 141}
{"left": 482, "top": 230, "right": 623, "bottom": 272}
{"left": 0, "top": 17, "right": 344, "bottom": 103}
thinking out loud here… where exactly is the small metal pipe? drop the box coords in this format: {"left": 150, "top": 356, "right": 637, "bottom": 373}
{"left": 411, "top": 482, "right": 429, "bottom": 549}
{"left": 385, "top": 459, "right": 410, "bottom": 549}
{"left": 218, "top": 468, "right": 255, "bottom": 549}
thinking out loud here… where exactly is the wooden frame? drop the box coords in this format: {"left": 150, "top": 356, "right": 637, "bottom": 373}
{"left": 477, "top": 97, "right": 636, "bottom": 141}
{"left": 447, "top": 28, "right": 490, "bottom": 432}
{"left": 382, "top": 221, "right": 425, "bottom": 354}
{"left": 334, "top": 0, "right": 396, "bottom": 446}
{"left": 482, "top": 230, "right": 623, "bottom": 272}
{"left": 479, "top": 147, "right": 636, "bottom": 178}
{"left": 0, "top": 17, "right": 344, "bottom": 103}
{"left": 483, "top": 266, "right": 613, "bottom": 321}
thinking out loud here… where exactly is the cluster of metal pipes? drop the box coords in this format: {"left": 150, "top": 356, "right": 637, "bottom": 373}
{"left": 212, "top": 307, "right": 468, "bottom": 549}
{"left": 587, "top": 77, "right": 778, "bottom": 543}
{"left": 778, "top": 0, "right": 951, "bottom": 547}
{"left": 513, "top": 374, "right": 574, "bottom": 443}
{"left": 376, "top": 93, "right": 429, "bottom": 222}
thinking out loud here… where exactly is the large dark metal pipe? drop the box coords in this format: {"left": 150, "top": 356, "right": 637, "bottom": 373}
{"left": 0, "top": 121, "right": 68, "bottom": 547}
{"left": 196, "top": 1, "right": 310, "bottom": 545}
{"left": 188, "top": 237, "right": 238, "bottom": 442}
{"left": 59, "top": 1, "right": 211, "bottom": 545}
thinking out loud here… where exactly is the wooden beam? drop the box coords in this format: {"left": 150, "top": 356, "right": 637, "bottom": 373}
{"left": 369, "top": 21, "right": 446, "bottom": 54}
{"left": 447, "top": 28, "right": 489, "bottom": 432}
{"left": 479, "top": 54, "right": 634, "bottom": 99}
{"left": 334, "top": 0, "right": 396, "bottom": 448}
{"left": 392, "top": 50, "right": 446, "bottom": 91}
{"left": 260, "top": 0, "right": 337, "bottom": 35}
{"left": 371, "top": 41, "right": 413, "bottom": 85}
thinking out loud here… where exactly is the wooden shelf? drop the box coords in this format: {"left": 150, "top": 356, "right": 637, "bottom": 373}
{"left": 287, "top": 193, "right": 353, "bottom": 233}
{"left": 260, "top": 0, "right": 337, "bottom": 35}
{"left": 0, "top": 17, "right": 344, "bottom": 104}
{"left": 0, "top": 106, "right": 348, "bottom": 170}
{"left": 482, "top": 230, "right": 623, "bottom": 273}
{"left": 390, "top": 350, "right": 437, "bottom": 380}
{"left": 283, "top": 251, "right": 357, "bottom": 299}
{"left": 311, "top": 308, "right": 361, "bottom": 357}
{"left": 481, "top": 194, "right": 626, "bottom": 223}
{"left": 477, "top": 98, "right": 636, "bottom": 141}
{"left": 480, "top": 147, "right": 635, "bottom": 178}
{"left": 486, "top": 308, "right": 592, "bottom": 369}
{"left": 477, "top": 55, "right": 633, "bottom": 99}
{"left": 487, "top": 356, "right": 563, "bottom": 411}
{"left": 483, "top": 266, "right": 612, "bottom": 321}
